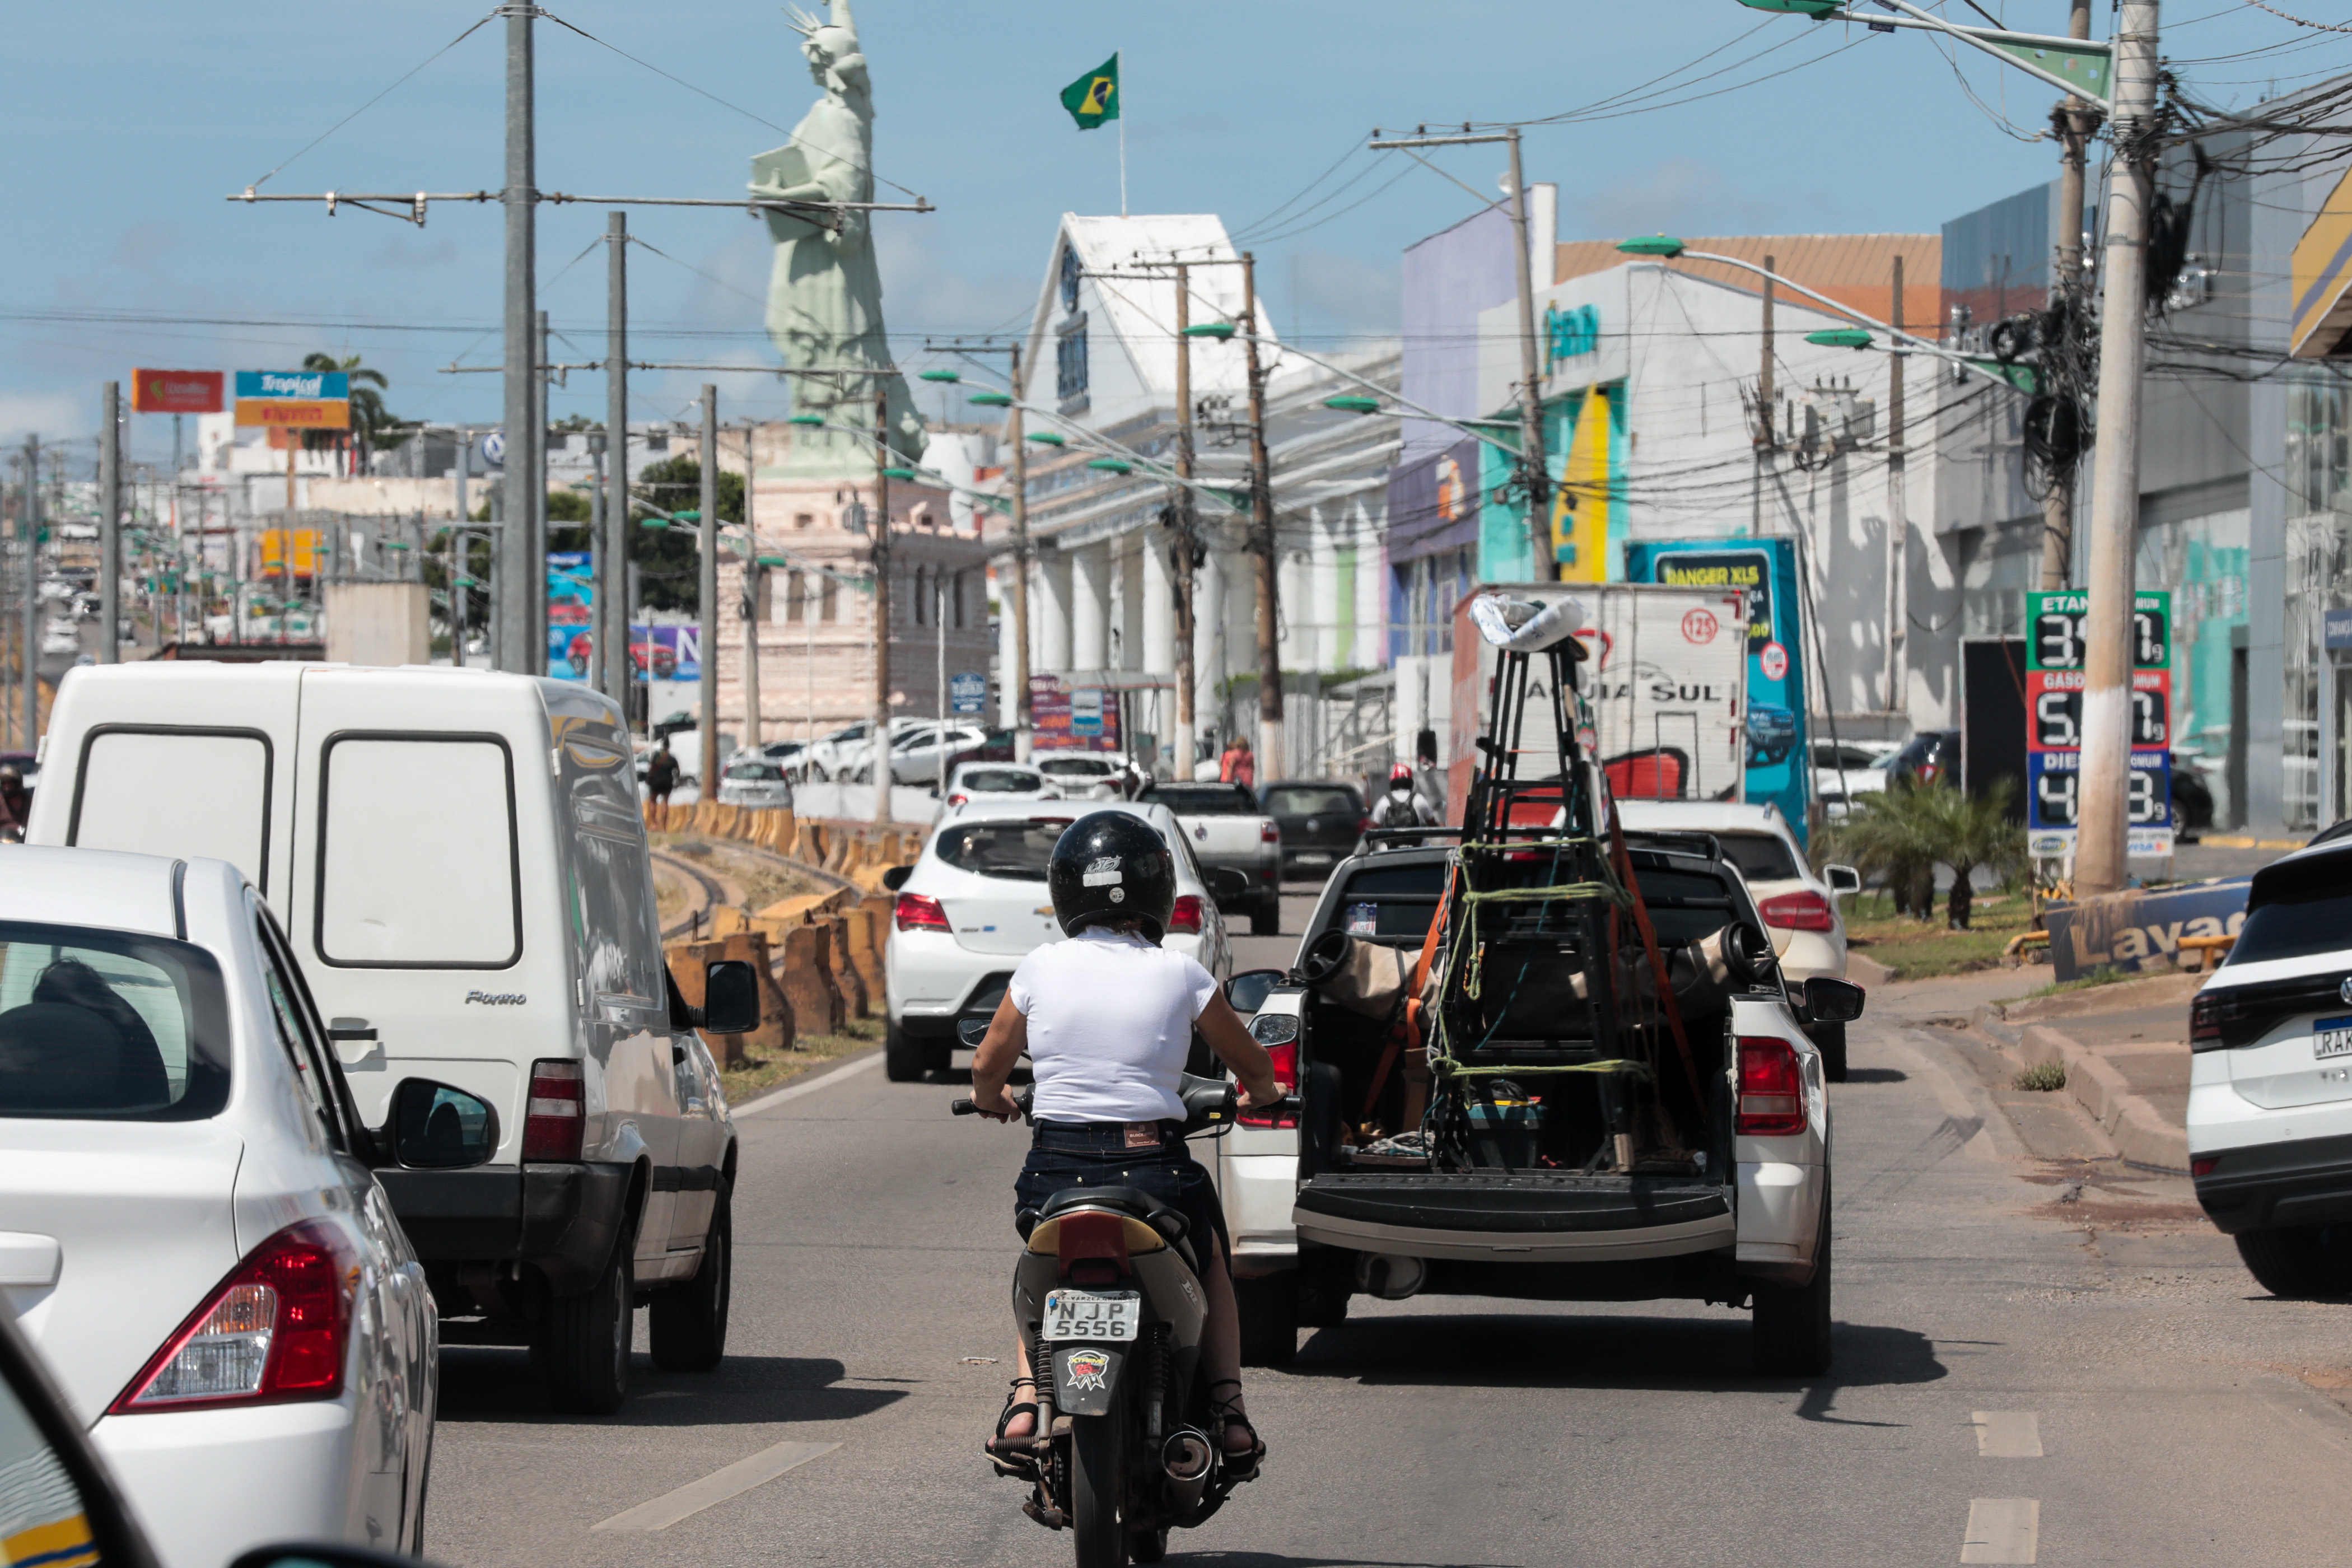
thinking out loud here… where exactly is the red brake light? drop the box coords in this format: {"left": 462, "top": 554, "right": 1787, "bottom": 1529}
{"left": 1238, "top": 1042, "right": 1299, "bottom": 1128}
{"left": 2191, "top": 1156, "right": 2219, "bottom": 1177}
{"left": 1169, "top": 894, "right": 1206, "bottom": 935}
{"left": 524, "top": 1058, "right": 585, "bottom": 1161}
{"left": 948, "top": 791, "right": 969, "bottom": 808}
{"left": 1757, "top": 890, "right": 1835, "bottom": 932}
{"left": 1261, "top": 822, "right": 1280, "bottom": 843}
{"left": 894, "top": 892, "right": 951, "bottom": 933}
{"left": 1357, "top": 816, "right": 1371, "bottom": 833}
{"left": 1056, "top": 1210, "right": 1132, "bottom": 1284}
{"left": 1918, "top": 763, "right": 1940, "bottom": 784}
{"left": 1736, "top": 1036, "right": 1807, "bottom": 1136}
{"left": 2190, "top": 992, "right": 2221, "bottom": 1046}
{"left": 110, "top": 1220, "right": 354, "bottom": 1412}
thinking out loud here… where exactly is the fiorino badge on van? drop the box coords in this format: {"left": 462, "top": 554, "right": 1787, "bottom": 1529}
{"left": 1081, "top": 855, "right": 1122, "bottom": 887}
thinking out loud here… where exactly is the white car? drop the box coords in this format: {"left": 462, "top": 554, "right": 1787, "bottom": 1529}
{"left": 882, "top": 799, "right": 1231, "bottom": 1081}
{"left": 1612, "top": 801, "right": 1860, "bottom": 1077}
{"left": 0, "top": 847, "right": 443, "bottom": 1568}
{"left": 716, "top": 757, "right": 795, "bottom": 809}
{"left": 866, "top": 721, "right": 991, "bottom": 786}
{"left": 1812, "top": 739, "right": 1894, "bottom": 819}
{"left": 941, "top": 762, "right": 1058, "bottom": 812}
{"left": 802, "top": 717, "right": 927, "bottom": 782}
{"left": 1034, "top": 752, "right": 1137, "bottom": 800}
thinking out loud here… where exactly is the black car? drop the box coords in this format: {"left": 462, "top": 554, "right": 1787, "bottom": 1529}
{"left": 1885, "top": 729, "right": 1961, "bottom": 788}
{"left": 1259, "top": 779, "right": 1367, "bottom": 883}
{"left": 2169, "top": 753, "right": 2214, "bottom": 834}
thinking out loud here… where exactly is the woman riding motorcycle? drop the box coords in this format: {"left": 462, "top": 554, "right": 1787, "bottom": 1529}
{"left": 968, "top": 810, "right": 1282, "bottom": 1473}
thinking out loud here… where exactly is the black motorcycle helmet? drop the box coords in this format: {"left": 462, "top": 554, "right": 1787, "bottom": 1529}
{"left": 1047, "top": 810, "right": 1179, "bottom": 944}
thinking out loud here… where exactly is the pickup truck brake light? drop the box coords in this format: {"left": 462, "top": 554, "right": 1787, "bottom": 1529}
{"left": 1239, "top": 1042, "right": 1299, "bottom": 1130}
{"left": 1735, "top": 1037, "right": 1806, "bottom": 1136}
{"left": 524, "top": 1060, "right": 585, "bottom": 1160}
{"left": 1261, "top": 822, "right": 1281, "bottom": 843}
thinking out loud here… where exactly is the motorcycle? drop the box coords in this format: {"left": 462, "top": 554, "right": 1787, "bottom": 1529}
{"left": 953, "top": 1072, "right": 1258, "bottom": 1566}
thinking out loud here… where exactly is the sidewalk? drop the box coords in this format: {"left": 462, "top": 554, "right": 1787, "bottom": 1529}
{"left": 1972, "top": 972, "right": 2200, "bottom": 1174}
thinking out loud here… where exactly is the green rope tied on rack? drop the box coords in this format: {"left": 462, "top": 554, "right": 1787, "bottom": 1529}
{"left": 1455, "top": 880, "right": 1623, "bottom": 1001}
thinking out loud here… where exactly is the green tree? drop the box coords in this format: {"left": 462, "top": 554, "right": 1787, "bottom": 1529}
{"left": 628, "top": 454, "right": 743, "bottom": 613}
{"left": 1822, "top": 777, "right": 2027, "bottom": 929}
{"left": 300, "top": 352, "right": 408, "bottom": 469}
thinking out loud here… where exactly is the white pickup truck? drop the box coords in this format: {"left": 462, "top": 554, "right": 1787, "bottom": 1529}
{"left": 1137, "top": 780, "right": 1283, "bottom": 935}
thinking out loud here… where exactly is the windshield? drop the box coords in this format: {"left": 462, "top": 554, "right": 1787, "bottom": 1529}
{"left": 1145, "top": 785, "right": 1257, "bottom": 815}
{"left": 1329, "top": 860, "right": 1447, "bottom": 941}
{"left": 1266, "top": 786, "right": 1357, "bottom": 816}
{"left": 0, "top": 922, "right": 232, "bottom": 1120}
{"left": 934, "top": 818, "right": 1068, "bottom": 881}
{"left": 1715, "top": 832, "right": 1802, "bottom": 883}
{"left": 960, "top": 769, "right": 1043, "bottom": 793}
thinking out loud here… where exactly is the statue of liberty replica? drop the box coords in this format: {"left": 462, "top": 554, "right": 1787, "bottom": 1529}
{"left": 752, "top": 0, "right": 927, "bottom": 477}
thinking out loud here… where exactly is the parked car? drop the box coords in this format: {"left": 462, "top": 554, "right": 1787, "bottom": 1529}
{"left": 1139, "top": 780, "right": 1282, "bottom": 935}
{"left": 1217, "top": 829, "right": 1849, "bottom": 1371}
{"left": 1616, "top": 799, "right": 1862, "bottom": 1078}
{"left": 1812, "top": 739, "right": 1893, "bottom": 818}
{"left": 863, "top": 722, "right": 991, "bottom": 785}
{"left": 1886, "top": 729, "right": 1962, "bottom": 788}
{"left": 0, "top": 846, "right": 450, "bottom": 1568}
{"left": 1033, "top": 750, "right": 1137, "bottom": 800}
{"left": 1260, "top": 780, "right": 1368, "bottom": 883}
{"left": 26, "top": 662, "right": 759, "bottom": 1415}
{"left": 43, "top": 619, "right": 80, "bottom": 656}
{"left": 2171, "top": 752, "right": 2215, "bottom": 834}
{"left": 759, "top": 739, "right": 807, "bottom": 766}
{"left": 716, "top": 757, "right": 795, "bottom": 809}
{"left": 941, "top": 762, "right": 1057, "bottom": 811}
{"left": 881, "top": 799, "right": 1233, "bottom": 1081}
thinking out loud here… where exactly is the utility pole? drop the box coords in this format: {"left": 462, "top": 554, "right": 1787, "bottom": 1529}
{"left": 1240, "top": 251, "right": 1283, "bottom": 774}
{"left": 531, "top": 309, "right": 550, "bottom": 671}
{"left": 1754, "top": 253, "right": 1777, "bottom": 537}
{"left": 587, "top": 434, "right": 608, "bottom": 693}
{"left": 22, "top": 435, "right": 39, "bottom": 748}
{"left": 497, "top": 4, "right": 535, "bottom": 675}
{"left": 1503, "top": 129, "right": 1554, "bottom": 582}
{"left": 100, "top": 382, "right": 120, "bottom": 665}
{"left": 2042, "top": 0, "right": 2101, "bottom": 591}
{"left": 452, "top": 430, "right": 471, "bottom": 669}
{"left": 1007, "top": 344, "right": 1032, "bottom": 764}
{"left": 741, "top": 424, "right": 762, "bottom": 754}
{"left": 2075, "top": 0, "right": 2161, "bottom": 898}
{"left": 603, "top": 211, "right": 632, "bottom": 712}
{"left": 1884, "top": 256, "right": 1907, "bottom": 713}
{"left": 872, "top": 384, "right": 894, "bottom": 827}
{"left": 1170, "top": 262, "right": 1200, "bottom": 782}
{"left": 698, "top": 386, "right": 718, "bottom": 798}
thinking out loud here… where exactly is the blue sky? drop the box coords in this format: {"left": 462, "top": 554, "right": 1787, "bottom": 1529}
{"left": 1, "top": 1, "right": 2341, "bottom": 469}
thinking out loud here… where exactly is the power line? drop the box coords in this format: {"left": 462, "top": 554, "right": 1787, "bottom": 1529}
{"left": 246, "top": 9, "right": 498, "bottom": 190}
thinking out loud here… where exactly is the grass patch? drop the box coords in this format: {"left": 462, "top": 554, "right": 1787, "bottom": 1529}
{"left": 720, "top": 1016, "right": 881, "bottom": 1104}
{"left": 2024, "top": 965, "right": 2132, "bottom": 1000}
{"left": 2013, "top": 1060, "right": 2069, "bottom": 1092}
{"left": 1840, "top": 890, "right": 2037, "bottom": 981}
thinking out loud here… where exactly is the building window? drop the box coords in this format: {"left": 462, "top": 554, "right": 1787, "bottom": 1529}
{"left": 795, "top": 511, "right": 813, "bottom": 530}
{"left": 1060, "top": 244, "right": 1081, "bottom": 315}
{"left": 821, "top": 573, "right": 838, "bottom": 623}
{"left": 784, "top": 572, "right": 805, "bottom": 623}
{"left": 913, "top": 566, "right": 928, "bottom": 626}
{"left": 1057, "top": 324, "right": 1089, "bottom": 404}
{"left": 754, "top": 570, "right": 774, "bottom": 623}
{"left": 953, "top": 571, "right": 967, "bottom": 629}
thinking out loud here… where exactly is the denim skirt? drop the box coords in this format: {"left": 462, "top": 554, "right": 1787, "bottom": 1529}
{"left": 1015, "top": 1119, "right": 1229, "bottom": 1265}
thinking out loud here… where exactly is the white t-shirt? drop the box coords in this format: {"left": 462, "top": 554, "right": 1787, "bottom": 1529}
{"left": 1009, "top": 928, "right": 1220, "bottom": 1123}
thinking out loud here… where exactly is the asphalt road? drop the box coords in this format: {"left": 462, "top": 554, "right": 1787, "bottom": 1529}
{"left": 426, "top": 888, "right": 2352, "bottom": 1567}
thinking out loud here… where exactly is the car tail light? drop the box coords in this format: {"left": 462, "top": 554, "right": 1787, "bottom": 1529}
{"left": 2191, "top": 1155, "right": 2219, "bottom": 1177}
{"left": 110, "top": 1220, "right": 354, "bottom": 1413}
{"left": 1736, "top": 1036, "right": 1806, "bottom": 1136}
{"left": 1056, "top": 1210, "right": 1133, "bottom": 1285}
{"left": 1261, "top": 822, "right": 1280, "bottom": 843}
{"left": 1357, "top": 816, "right": 1371, "bottom": 833}
{"left": 523, "top": 1058, "right": 585, "bottom": 1160}
{"left": 1757, "top": 890, "right": 1835, "bottom": 932}
{"left": 1239, "top": 1042, "right": 1299, "bottom": 1129}
{"left": 1169, "top": 895, "right": 1206, "bottom": 935}
{"left": 895, "top": 892, "right": 951, "bottom": 933}
{"left": 2190, "top": 991, "right": 2227, "bottom": 1050}
{"left": 1918, "top": 762, "right": 1940, "bottom": 785}
{"left": 947, "top": 791, "right": 969, "bottom": 808}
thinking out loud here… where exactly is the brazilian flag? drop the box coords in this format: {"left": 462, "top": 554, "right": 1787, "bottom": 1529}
{"left": 1060, "top": 54, "right": 1119, "bottom": 130}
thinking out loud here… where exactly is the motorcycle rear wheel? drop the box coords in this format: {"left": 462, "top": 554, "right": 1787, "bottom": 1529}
{"left": 1070, "top": 1408, "right": 1127, "bottom": 1567}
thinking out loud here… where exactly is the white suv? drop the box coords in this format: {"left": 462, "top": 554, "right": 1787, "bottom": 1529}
{"left": 882, "top": 800, "right": 1231, "bottom": 1080}
{"left": 2190, "top": 841, "right": 2352, "bottom": 1295}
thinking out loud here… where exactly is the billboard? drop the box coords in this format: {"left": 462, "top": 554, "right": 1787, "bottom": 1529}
{"left": 544, "top": 554, "right": 701, "bottom": 682}
{"left": 131, "top": 370, "right": 223, "bottom": 414}
{"left": 1029, "top": 674, "right": 1122, "bottom": 752}
{"left": 235, "top": 368, "right": 351, "bottom": 430}
{"left": 2024, "top": 590, "right": 2173, "bottom": 857}
{"left": 256, "top": 529, "right": 321, "bottom": 579}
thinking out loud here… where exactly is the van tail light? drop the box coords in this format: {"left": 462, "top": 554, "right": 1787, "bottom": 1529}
{"left": 1261, "top": 822, "right": 1281, "bottom": 843}
{"left": 110, "top": 1220, "right": 354, "bottom": 1413}
{"left": 894, "top": 892, "right": 951, "bottom": 933}
{"left": 1169, "top": 895, "right": 1206, "bottom": 935}
{"left": 523, "top": 1058, "right": 585, "bottom": 1160}
{"left": 1757, "top": 890, "right": 1835, "bottom": 932}
{"left": 1735, "top": 1036, "right": 1807, "bottom": 1136}
{"left": 1239, "top": 1041, "right": 1299, "bottom": 1129}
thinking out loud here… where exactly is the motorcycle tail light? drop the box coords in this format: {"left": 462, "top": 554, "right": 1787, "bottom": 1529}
{"left": 1239, "top": 1042, "right": 1299, "bottom": 1129}
{"left": 1055, "top": 1210, "right": 1132, "bottom": 1284}
{"left": 1757, "top": 890, "right": 1835, "bottom": 932}
{"left": 111, "top": 1220, "right": 354, "bottom": 1412}
{"left": 1169, "top": 895, "right": 1205, "bottom": 935}
{"left": 523, "top": 1058, "right": 585, "bottom": 1160}
{"left": 1735, "top": 1036, "right": 1806, "bottom": 1136}
{"left": 894, "top": 892, "right": 951, "bottom": 933}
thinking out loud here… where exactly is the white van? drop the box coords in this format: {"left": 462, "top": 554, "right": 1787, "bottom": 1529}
{"left": 25, "top": 662, "right": 758, "bottom": 1414}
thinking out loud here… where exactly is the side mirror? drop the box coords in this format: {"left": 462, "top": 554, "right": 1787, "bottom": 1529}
{"left": 1721, "top": 921, "right": 1780, "bottom": 987}
{"left": 698, "top": 958, "right": 762, "bottom": 1035}
{"left": 1206, "top": 866, "right": 1250, "bottom": 903}
{"left": 1225, "top": 967, "right": 1286, "bottom": 1016}
{"left": 957, "top": 1016, "right": 990, "bottom": 1048}
{"left": 881, "top": 864, "right": 914, "bottom": 892}
{"left": 1823, "top": 864, "right": 1862, "bottom": 897}
{"left": 386, "top": 1079, "right": 500, "bottom": 1169}
{"left": 1803, "top": 976, "right": 1866, "bottom": 1023}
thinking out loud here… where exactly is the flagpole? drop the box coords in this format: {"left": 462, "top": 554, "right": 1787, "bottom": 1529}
{"left": 1117, "top": 50, "right": 1127, "bottom": 218}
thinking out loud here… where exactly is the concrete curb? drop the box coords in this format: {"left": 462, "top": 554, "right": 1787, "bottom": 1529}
{"left": 1848, "top": 952, "right": 1894, "bottom": 991}
{"left": 2012, "top": 1022, "right": 2191, "bottom": 1174}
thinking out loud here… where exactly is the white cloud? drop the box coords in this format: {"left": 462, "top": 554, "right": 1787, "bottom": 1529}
{"left": 0, "top": 393, "right": 88, "bottom": 444}
{"left": 1574, "top": 158, "right": 1847, "bottom": 244}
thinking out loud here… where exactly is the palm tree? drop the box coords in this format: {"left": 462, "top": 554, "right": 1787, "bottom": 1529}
{"left": 300, "top": 352, "right": 409, "bottom": 474}
{"left": 1821, "top": 777, "right": 2027, "bottom": 929}
{"left": 1930, "top": 778, "right": 2027, "bottom": 930}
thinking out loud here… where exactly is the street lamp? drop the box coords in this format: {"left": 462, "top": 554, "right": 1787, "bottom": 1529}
{"left": 1805, "top": 328, "right": 1874, "bottom": 350}
{"left": 1322, "top": 396, "right": 1381, "bottom": 415}
{"left": 1180, "top": 322, "right": 1235, "bottom": 342}
{"left": 1085, "top": 458, "right": 1133, "bottom": 475}
{"left": 917, "top": 368, "right": 960, "bottom": 384}
{"left": 968, "top": 391, "right": 1013, "bottom": 408}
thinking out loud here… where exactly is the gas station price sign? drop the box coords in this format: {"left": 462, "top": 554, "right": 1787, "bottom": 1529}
{"left": 2023, "top": 591, "right": 2173, "bottom": 857}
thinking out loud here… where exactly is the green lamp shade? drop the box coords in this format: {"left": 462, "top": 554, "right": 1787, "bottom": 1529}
{"left": 638, "top": 517, "right": 671, "bottom": 529}
{"left": 917, "top": 368, "right": 959, "bottom": 383}
{"left": 1323, "top": 396, "right": 1382, "bottom": 415}
{"left": 1026, "top": 431, "right": 1067, "bottom": 446}
{"left": 1616, "top": 234, "right": 1686, "bottom": 258}
{"left": 454, "top": 576, "right": 479, "bottom": 588}
{"left": 968, "top": 391, "right": 1014, "bottom": 407}
{"left": 883, "top": 466, "right": 918, "bottom": 481}
{"left": 1085, "top": 458, "right": 1132, "bottom": 474}
{"left": 787, "top": 414, "right": 825, "bottom": 427}
{"left": 755, "top": 554, "right": 790, "bottom": 568}
{"left": 380, "top": 539, "right": 410, "bottom": 550}
{"left": 673, "top": 510, "right": 699, "bottom": 522}
{"left": 1180, "top": 322, "right": 1236, "bottom": 340}
{"left": 1805, "top": 328, "right": 1874, "bottom": 349}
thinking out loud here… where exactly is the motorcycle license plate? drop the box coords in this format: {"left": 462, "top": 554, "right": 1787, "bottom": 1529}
{"left": 1043, "top": 1289, "right": 1141, "bottom": 1341}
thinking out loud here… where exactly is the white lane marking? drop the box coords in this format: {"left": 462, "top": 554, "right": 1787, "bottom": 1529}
{"left": 591, "top": 1440, "right": 839, "bottom": 1531}
{"left": 1973, "top": 1411, "right": 2043, "bottom": 1458}
{"left": 731, "top": 1051, "right": 883, "bottom": 1117}
{"left": 1960, "top": 1498, "right": 2040, "bottom": 1564}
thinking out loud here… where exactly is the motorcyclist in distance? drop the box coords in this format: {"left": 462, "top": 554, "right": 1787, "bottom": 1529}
{"left": 969, "top": 810, "right": 1282, "bottom": 1474}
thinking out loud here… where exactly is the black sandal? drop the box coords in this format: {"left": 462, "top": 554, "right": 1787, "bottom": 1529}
{"left": 985, "top": 1377, "right": 1042, "bottom": 1469}
{"left": 1208, "top": 1379, "right": 1266, "bottom": 1480}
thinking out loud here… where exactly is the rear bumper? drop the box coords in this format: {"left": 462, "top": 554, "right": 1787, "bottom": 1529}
{"left": 2193, "top": 1130, "right": 2352, "bottom": 1234}
{"left": 94, "top": 1397, "right": 359, "bottom": 1568}
{"left": 375, "top": 1161, "right": 631, "bottom": 1294}
{"left": 1291, "top": 1173, "right": 1735, "bottom": 1263}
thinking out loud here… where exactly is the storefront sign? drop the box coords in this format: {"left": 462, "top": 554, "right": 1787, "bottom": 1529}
{"left": 2042, "top": 876, "right": 2251, "bottom": 982}
{"left": 234, "top": 369, "right": 351, "bottom": 430}
{"left": 131, "top": 370, "right": 223, "bottom": 414}
{"left": 950, "top": 671, "right": 987, "bottom": 715}
{"left": 1028, "top": 674, "right": 1121, "bottom": 753}
{"left": 1544, "top": 302, "right": 1600, "bottom": 369}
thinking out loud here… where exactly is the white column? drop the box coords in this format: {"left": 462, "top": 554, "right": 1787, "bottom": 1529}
{"left": 1279, "top": 543, "right": 1311, "bottom": 676}
{"left": 1108, "top": 538, "right": 1132, "bottom": 671}
{"left": 1311, "top": 507, "right": 1341, "bottom": 672}
{"left": 1198, "top": 544, "right": 1226, "bottom": 748}
{"left": 1142, "top": 527, "right": 1175, "bottom": 674}
{"left": 1038, "top": 550, "right": 1072, "bottom": 671}
{"left": 996, "top": 560, "right": 1021, "bottom": 726}
{"left": 1071, "top": 540, "right": 1109, "bottom": 672}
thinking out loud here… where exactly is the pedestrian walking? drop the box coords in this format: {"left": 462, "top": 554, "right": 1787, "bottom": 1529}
{"left": 645, "top": 743, "right": 679, "bottom": 830}
{"left": 1218, "top": 734, "right": 1255, "bottom": 791}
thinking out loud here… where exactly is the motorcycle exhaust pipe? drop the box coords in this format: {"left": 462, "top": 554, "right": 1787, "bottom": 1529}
{"left": 1163, "top": 1428, "right": 1213, "bottom": 1483}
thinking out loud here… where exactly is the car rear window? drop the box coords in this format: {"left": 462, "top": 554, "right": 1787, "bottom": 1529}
{"left": 962, "top": 769, "right": 1042, "bottom": 793}
{"left": 2231, "top": 856, "right": 2352, "bottom": 965}
{"left": 1331, "top": 860, "right": 1446, "bottom": 941}
{"left": 1145, "top": 785, "right": 1255, "bottom": 815}
{"left": 1715, "top": 832, "right": 1800, "bottom": 882}
{"left": 0, "top": 922, "right": 232, "bottom": 1121}
{"left": 934, "top": 818, "right": 1068, "bottom": 881}
{"left": 1627, "top": 864, "right": 1742, "bottom": 945}
{"left": 1266, "top": 787, "right": 1357, "bottom": 816}
{"left": 725, "top": 761, "right": 782, "bottom": 781}
{"left": 1038, "top": 757, "right": 1112, "bottom": 776}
